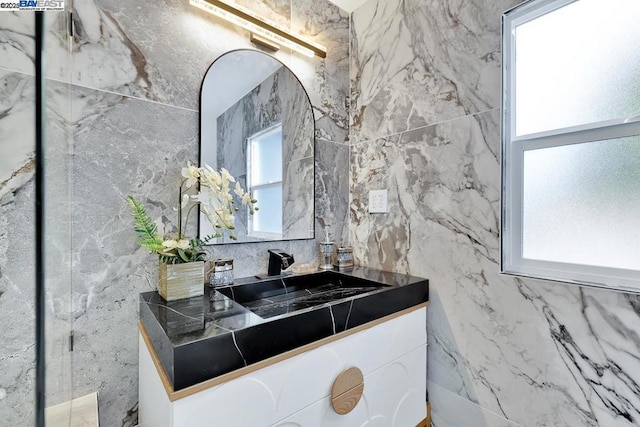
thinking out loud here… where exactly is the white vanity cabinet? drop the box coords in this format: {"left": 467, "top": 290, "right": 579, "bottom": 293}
{"left": 138, "top": 305, "right": 427, "bottom": 427}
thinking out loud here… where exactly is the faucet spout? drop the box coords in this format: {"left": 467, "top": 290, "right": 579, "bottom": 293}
{"left": 267, "top": 249, "right": 295, "bottom": 276}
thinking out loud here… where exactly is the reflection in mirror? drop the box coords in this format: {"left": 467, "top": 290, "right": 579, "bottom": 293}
{"left": 199, "top": 49, "right": 315, "bottom": 244}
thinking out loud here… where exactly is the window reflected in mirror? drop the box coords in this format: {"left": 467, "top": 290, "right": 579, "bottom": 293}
{"left": 247, "top": 123, "right": 283, "bottom": 240}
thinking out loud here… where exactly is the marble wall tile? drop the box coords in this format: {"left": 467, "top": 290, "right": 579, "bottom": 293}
{"left": 43, "top": 80, "right": 75, "bottom": 413}
{"left": 0, "top": 11, "right": 69, "bottom": 78}
{"left": 291, "top": 0, "right": 350, "bottom": 144}
{"left": 0, "top": 71, "right": 35, "bottom": 205}
{"left": 289, "top": 238, "right": 320, "bottom": 268}
{"left": 72, "top": 0, "right": 255, "bottom": 109}
{"left": 350, "top": 111, "right": 501, "bottom": 270}
{"left": 316, "top": 139, "right": 349, "bottom": 244}
{"left": 349, "top": 102, "right": 640, "bottom": 426}
{"left": 0, "top": 12, "right": 34, "bottom": 75}
{"left": 283, "top": 156, "right": 315, "bottom": 239}
{"left": 350, "top": 0, "right": 520, "bottom": 143}
{"left": 425, "top": 266, "right": 632, "bottom": 426}
{"left": 0, "top": 181, "right": 35, "bottom": 427}
{"left": 429, "top": 381, "right": 521, "bottom": 427}
{"left": 66, "top": 83, "right": 200, "bottom": 426}
{"left": 0, "top": 74, "right": 75, "bottom": 425}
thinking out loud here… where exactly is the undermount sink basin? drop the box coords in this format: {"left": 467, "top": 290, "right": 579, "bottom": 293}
{"left": 216, "top": 270, "right": 388, "bottom": 319}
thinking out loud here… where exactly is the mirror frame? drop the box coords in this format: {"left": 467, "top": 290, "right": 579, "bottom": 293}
{"left": 197, "top": 48, "right": 316, "bottom": 245}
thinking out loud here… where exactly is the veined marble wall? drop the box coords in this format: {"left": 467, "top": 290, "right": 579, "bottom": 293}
{"left": 350, "top": 0, "right": 640, "bottom": 426}
{"left": 0, "top": 0, "right": 349, "bottom": 425}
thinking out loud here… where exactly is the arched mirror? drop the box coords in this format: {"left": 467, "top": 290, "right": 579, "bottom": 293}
{"left": 198, "top": 49, "right": 315, "bottom": 244}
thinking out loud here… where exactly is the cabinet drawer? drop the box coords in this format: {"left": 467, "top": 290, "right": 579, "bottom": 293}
{"left": 273, "top": 345, "right": 427, "bottom": 427}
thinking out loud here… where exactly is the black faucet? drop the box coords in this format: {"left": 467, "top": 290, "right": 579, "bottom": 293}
{"left": 267, "top": 249, "right": 295, "bottom": 276}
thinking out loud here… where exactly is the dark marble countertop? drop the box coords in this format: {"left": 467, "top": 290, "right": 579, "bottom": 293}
{"left": 140, "top": 266, "right": 429, "bottom": 391}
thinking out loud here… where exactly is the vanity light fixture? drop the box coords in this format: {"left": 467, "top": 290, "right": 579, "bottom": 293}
{"left": 250, "top": 33, "right": 280, "bottom": 53}
{"left": 190, "top": 0, "right": 327, "bottom": 58}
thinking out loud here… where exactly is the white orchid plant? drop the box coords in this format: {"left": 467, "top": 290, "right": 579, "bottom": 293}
{"left": 127, "top": 163, "right": 257, "bottom": 264}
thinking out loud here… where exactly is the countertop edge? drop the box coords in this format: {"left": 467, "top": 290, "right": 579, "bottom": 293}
{"left": 140, "top": 301, "right": 429, "bottom": 402}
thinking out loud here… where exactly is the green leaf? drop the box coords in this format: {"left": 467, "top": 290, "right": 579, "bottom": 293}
{"left": 127, "top": 196, "right": 163, "bottom": 253}
{"left": 140, "top": 238, "right": 164, "bottom": 252}
{"left": 159, "top": 254, "right": 178, "bottom": 264}
{"left": 177, "top": 248, "right": 190, "bottom": 262}
{"left": 200, "top": 235, "right": 216, "bottom": 245}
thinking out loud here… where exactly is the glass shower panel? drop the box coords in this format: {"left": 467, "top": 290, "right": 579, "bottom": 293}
{"left": 42, "top": 9, "right": 75, "bottom": 426}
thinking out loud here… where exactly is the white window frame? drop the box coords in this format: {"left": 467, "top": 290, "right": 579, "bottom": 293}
{"left": 501, "top": 0, "right": 640, "bottom": 292}
{"left": 246, "top": 123, "right": 283, "bottom": 240}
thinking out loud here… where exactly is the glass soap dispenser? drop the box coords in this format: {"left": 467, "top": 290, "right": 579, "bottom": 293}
{"left": 319, "top": 227, "right": 334, "bottom": 270}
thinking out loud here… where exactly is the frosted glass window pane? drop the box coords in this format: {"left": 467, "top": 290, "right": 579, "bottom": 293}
{"left": 522, "top": 136, "right": 640, "bottom": 270}
{"left": 515, "top": 0, "right": 640, "bottom": 136}
{"left": 250, "top": 126, "right": 282, "bottom": 185}
{"left": 253, "top": 186, "right": 282, "bottom": 234}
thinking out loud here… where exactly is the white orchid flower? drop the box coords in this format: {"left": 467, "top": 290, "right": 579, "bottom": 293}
{"left": 233, "top": 181, "right": 244, "bottom": 197}
{"left": 181, "top": 163, "right": 200, "bottom": 188}
{"left": 162, "top": 239, "right": 190, "bottom": 250}
{"left": 197, "top": 188, "right": 223, "bottom": 210}
{"left": 181, "top": 194, "right": 190, "bottom": 208}
{"left": 211, "top": 172, "right": 223, "bottom": 188}
{"left": 220, "top": 168, "right": 236, "bottom": 183}
{"left": 201, "top": 165, "right": 222, "bottom": 186}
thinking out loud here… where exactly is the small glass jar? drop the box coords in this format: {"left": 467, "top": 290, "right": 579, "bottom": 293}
{"left": 319, "top": 242, "right": 334, "bottom": 270}
{"left": 210, "top": 258, "right": 234, "bottom": 287}
{"left": 333, "top": 246, "right": 354, "bottom": 269}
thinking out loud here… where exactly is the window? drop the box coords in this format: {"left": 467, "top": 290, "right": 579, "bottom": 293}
{"left": 502, "top": 0, "right": 640, "bottom": 291}
{"left": 247, "top": 124, "right": 283, "bottom": 239}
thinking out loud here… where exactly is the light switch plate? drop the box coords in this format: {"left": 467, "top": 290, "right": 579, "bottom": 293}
{"left": 369, "top": 189, "right": 388, "bottom": 213}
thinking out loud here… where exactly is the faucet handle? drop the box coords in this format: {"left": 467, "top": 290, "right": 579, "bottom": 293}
{"left": 282, "top": 256, "right": 291, "bottom": 269}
